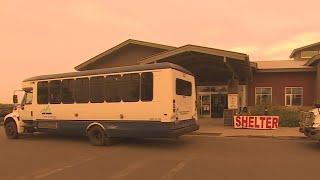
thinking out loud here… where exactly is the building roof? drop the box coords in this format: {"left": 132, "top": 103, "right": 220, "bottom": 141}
{"left": 24, "top": 62, "right": 192, "bottom": 82}
{"left": 304, "top": 54, "right": 320, "bottom": 66}
{"left": 139, "top": 44, "right": 249, "bottom": 64}
{"left": 255, "top": 60, "right": 316, "bottom": 72}
{"left": 289, "top": 42, "right": 320, "bottom": 58}
{"left": 74, "top": 39, "right": 176, "bottom": 71}
{"left": 74, "top": 39, "right": 318, "bottom": 74}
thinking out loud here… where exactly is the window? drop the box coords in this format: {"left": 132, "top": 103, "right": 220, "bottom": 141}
{"left": 49, "top": 80, "right": 62, "bottom": 104}
{"left": 141, "top": 72, "right": 153, "bottom": 101}
{"left": 90, "top": 76, "right": 105, "bottom": 103}
{"left": 75, "top": 78, "right": 89, "bottom": 103}
{"left": 122, "top": 73, "right": 140, "bottom": 102}
{"left": 255, "top": 87, "right": 272, "bottom": 105}
{"left": 23, "top": 92, "right": 33, "bottom": 105}
{"left": 62, "top": 79, "right": 75, "bottom": 104}
{"left": 105, "top": 75, "right": 122, "bottom": 102}
{"left": 37, "top": 81, "right": 49, "bottom": 104}
{"left": 176, "top": 78, "right": 192, "bottom": 96}
{"left": 301, "top": 51, "right": 319, "bottom": 58}
{"left": 285, "top": 87, "right": 303, "bottom": 106}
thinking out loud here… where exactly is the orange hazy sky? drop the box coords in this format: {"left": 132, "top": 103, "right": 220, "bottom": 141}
{"left": 1, "top": 0, "right": 320, "bottom": 103}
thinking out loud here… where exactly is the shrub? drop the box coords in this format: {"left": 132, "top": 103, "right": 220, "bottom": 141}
{"left": 0, "top": 104, "right": 13, "bottom": 118}
{"left": 248, "top": 105, "right": 312, "bottom": 127}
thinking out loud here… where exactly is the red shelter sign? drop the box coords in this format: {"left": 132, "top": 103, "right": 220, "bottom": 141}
{"left": 234, "top": 116, "right": 279, "bottom": 129}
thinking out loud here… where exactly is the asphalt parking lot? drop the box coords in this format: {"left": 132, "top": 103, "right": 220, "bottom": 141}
{"left": 0, "top": 126, "right": 320, "bottom": 180}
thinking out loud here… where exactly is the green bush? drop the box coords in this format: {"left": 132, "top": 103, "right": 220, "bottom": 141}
{"left": 248, "top": 105, "right": 312, "bottom": 127}
{"left": 0, "top": 104, "right": 13, "bottom": 117}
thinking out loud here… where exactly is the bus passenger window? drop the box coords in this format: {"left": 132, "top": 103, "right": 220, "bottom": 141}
{"left": 75, "top": 78, "right": 89, "bottom": 103}
{"left": 105, "top": 75, "right": 122, "bottom": 102}
{"left": 90, "top": 76, "right": 105, "bottom": 103}
{"left": 176, "top": 79, "right": 192, "bottom": 96}
{"left": 122, "top": 73, "right": 140, "bottom": 102}
{"left": 141, "top": 72, "right": 153, "bottom": 101}
{"left": 62, "top": 79, "right": 75, "bottom": 104}
{"left": 49, "top": 80, "right": 62, "bottom": 104}
{"left": 37, "top": 81, "right": 49, "bottom": 104}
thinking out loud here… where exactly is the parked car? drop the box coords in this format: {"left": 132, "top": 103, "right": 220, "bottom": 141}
{"left": 300, "top": 108, "right": 320, "bottom": 140}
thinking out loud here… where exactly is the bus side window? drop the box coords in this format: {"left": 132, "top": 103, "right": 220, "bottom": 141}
{"left": 62, "top": 79, "right": 75, "bottom": 104}
{"left": 105, "top": 75, "right": 122, "bottom": 102}
{"left": 176, "top": 78, "right": 192, "bottom": 96}
{"left": 141, "top": 72, "right": 153, "bottom": 101}
{"left": 75, "top": 78, "right": 90, "bottom": 103}
{"left": 90, "top": 76, "right": 105, "bottom": 103}
{"left": 49, "top": 80, "right": 62, "bottom": 104}
{"left": 122, "top": 73, "right": 140, "bottom": 102}
{"left": 37, "top": 81, "right": 49, "bottom": 104}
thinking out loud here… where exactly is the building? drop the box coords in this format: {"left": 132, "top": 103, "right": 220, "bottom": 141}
{"left": 75, "top": 39, "right": 320, "bottom": 118}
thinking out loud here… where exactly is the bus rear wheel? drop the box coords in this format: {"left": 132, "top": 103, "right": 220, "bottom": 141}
{"left": 87, "top": 126, "right": 107, "bottom": 146}
{"left": 5, "top": 121, "right": 19, "bottom": 139}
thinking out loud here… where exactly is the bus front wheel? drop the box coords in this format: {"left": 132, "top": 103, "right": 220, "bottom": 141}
{"left": 87, "top": 126, "right": 107, "bottom": 146}
{"left": 5, "top": 120, "right": 19, "bottom": 139}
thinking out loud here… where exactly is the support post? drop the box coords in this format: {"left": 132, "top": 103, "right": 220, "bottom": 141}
{"left": 316, "top": 63, "right": 320, "bottom": 102}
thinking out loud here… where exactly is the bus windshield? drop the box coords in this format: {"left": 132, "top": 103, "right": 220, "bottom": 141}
{"left": 22, "top": 92, "right": 33, "bottom": 105}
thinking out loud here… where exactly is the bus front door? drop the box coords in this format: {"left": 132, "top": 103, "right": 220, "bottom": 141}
{"left": 19, "top": 91, "right": 34, "bottom": 122}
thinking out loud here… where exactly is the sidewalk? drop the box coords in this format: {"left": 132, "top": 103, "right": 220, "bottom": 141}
{"left": 193, "top": 118, "right": 305, "bottom": 139}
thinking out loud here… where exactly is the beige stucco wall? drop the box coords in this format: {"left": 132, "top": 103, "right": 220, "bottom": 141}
{"left": 81, "top": 44, "right": 167, "bottom": 70}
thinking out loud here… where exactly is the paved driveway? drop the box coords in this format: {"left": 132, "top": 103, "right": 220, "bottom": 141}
{"left": 0, "top": 127, "right": 319, "bottom": 180}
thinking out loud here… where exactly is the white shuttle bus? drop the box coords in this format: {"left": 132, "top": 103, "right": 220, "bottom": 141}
{"left": 4, "top": 63, "right": 199, "bottom": 145}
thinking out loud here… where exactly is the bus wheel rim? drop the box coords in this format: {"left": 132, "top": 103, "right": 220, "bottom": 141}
{"left": 6, "top": 124, "right": 15, "bottom": 136}
{"left": 94, "top": 130, "right": 101, "bottom": 140}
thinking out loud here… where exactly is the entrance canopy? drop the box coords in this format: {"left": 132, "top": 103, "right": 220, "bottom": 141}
{"left": 139, "top": 45, "right": 252, "bottom": 85}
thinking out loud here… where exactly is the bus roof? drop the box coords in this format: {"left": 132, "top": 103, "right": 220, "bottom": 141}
{"left": 23, "top": 62, "right": 193, "bottom": 82}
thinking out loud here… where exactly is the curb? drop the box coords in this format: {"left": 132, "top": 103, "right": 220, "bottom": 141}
{"left": 224, "top": 135, "right": 306, "bottom": 140}
{"left": 190, "top": 132, "right": 306, "bottom": 140}
{"left": 190, "top": 132, "right": 222, "bottom": 136}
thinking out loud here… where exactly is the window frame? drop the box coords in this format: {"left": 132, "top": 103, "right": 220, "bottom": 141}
{"left": 285, "top": 87, "right": 303, "bottom": 106}
{"left": 176, "top": 78, "right": 192, "bottom": 96}
{"left": 105, "top": 74, "right": 122, "bottom": 103}
{"left": 255, "top": 87, "right": 272, "bottom": 106}
{"left": 89, "top": 76, "right": 105, "bottom": 103}
{"left": 140, "top": 72, "right": 153, "bottom": 102}
{"left": 121, "top": 73, "right": 140, "bottom": 102}
{"left": 22, "top": 91, "right": 33, "bottom": 105}
{"left": 75, "top": 77, "right": 90, "bottom": 104}
{"left": 37, "top": 81, "right": 49, "bottom": 104}
{"left": 61, "top": 79, "right": 75, "bottom": 104}
{"left": 49, "top": 80, "right": 62, "bottom": 104}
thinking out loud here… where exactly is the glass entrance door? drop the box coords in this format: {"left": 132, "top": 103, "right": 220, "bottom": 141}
{"left": 200, "top": 95, "right": 211, "bottom": 117}
{"left": 211, "top": 94, "right": 228, "bottom": 118}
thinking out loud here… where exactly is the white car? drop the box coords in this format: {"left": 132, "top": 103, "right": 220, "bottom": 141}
{"left": 300, "top": 108, "right": 320, "bottom": 140}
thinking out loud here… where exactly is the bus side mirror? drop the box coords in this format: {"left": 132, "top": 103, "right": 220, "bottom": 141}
{"left": 13, "top": 95, "right": 18, "bottom": 104}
